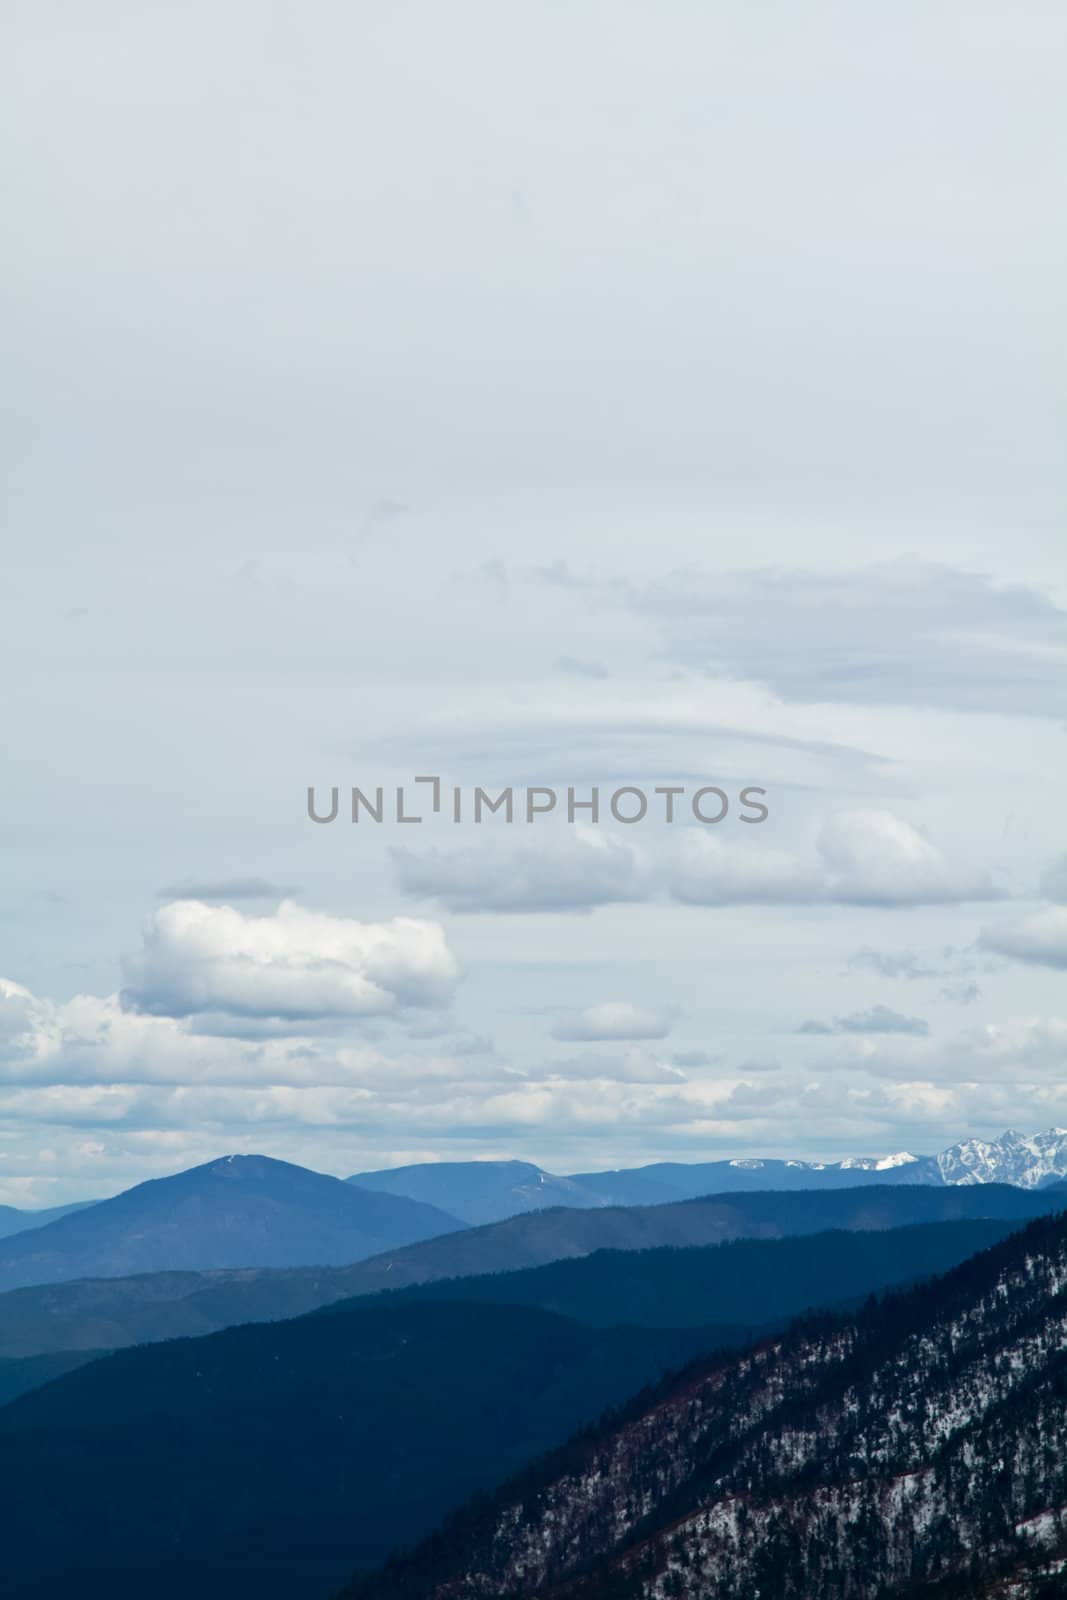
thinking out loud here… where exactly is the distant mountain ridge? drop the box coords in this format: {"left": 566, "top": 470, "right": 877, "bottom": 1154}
{"left": 2, "top": 1181, "right": 1062, "bottom": 1360}
{"left": 0, "top": 1201, "right": 95, "bottom": 1242}
{"left": 0, "top": 1155, "right": 464, "bottom": 1293}
{"left": 349, "top": 1127, "right": 1067, "bottom": 1223}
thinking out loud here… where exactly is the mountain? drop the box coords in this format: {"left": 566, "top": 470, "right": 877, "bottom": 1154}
{"left": 380, "top": 1219, "right": 1023, "bottom": 1329}
{"left": 0, "top": 1348, "right": 104, "bottom": 1407}
{"left": 2, "top": 1182, "right": 1062, "bottom": 1359}
{"left": 350, "top": 1129, "right": 1067, "bottom": 1222}
{"left": 344, "top": 1205, "right": 1067, "bottom": 1600}
{"left": 0, "top": 1222, "right": 1017, "bottom": 1401}
{"left": 0, "top": 1214, "right": 1047, "bottom": 1596}
{"left": 0, "top": 1155, "right": 464, "bottom": 1293}
{"left": 0, "top": 1200, "right": 95, "bottom": 1241}
{"left": 0, "top": 1299, "right": 725, "bottom": 1600}
{"left": 933, "top": 1126, "right": 1067, "bottom": 1188}
{"left": 348, "top": 1158, "right": 605, "bottom": 1224}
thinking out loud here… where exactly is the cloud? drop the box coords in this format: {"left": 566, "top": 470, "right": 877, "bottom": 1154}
{"left": 798, "top": 1005, "right": 930, "bottom": 1038}
{"left": 845, "top": 1016, "right": 1067, "bottom": 1085}
{"left": 394, "top": 811, "right": 998, "bottom": 916}
{"left": 736, "top": 1054, "right": 783, "bottom": 1073}
{"left": 672, "top": 1050, "right": 722, "bottom": 1069}
{"left": 156, "top": 877, "right": 299, "bottom": 903}
{"left": 121, "top": 899, "right": 461, "bottom": 1024}
{"left": 938, "top": 980, "right": 983, "bottom": 1007}
{"left": 393, "top": 831, "right": 649, "bottom": 913}
{"left": 673, "top": 810, "right": 1002, "bottom": 907}
{"left": 980, "top": 907, "right": 1067, "bottom": 971}
{"left": 628, "top": 560, "right": 1067, "bottom": 717}
{"left": 551, "top": 1002, "right": 674, "bottom": 1042}
{"left": 540, "top": 1049, "right": 687, "bottom": 1084}
{"left": 1039, "top": 855, "right": 1067, "bottom": 904}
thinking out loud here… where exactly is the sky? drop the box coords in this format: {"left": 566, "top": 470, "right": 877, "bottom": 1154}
{"left": 1, "top": 0, "right": 1065, "bottom": 1204}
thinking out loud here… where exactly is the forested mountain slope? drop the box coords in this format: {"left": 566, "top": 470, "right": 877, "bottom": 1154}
{"left": 0, "top": 1155, "right": 463, "bottom": 1293}
{"left": 1, "top": 1182, "right": 1058, "bottom": 1358}
{"left": 345, "top": 1207, "right": 1067, "bottom": 1600}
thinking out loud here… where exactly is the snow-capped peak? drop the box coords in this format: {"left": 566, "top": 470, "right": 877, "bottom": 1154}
{"left": 935, "top": 1128, "right": 1067, "bottom": 1189}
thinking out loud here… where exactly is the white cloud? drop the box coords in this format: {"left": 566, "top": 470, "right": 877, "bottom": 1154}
{"left": 833, "top": 1016, "right": 1067, "bottom": 1084}
{"left": 542, "top": 1048, "right": 687, "bottom": 1084}
{"left": 393, "top": 831, "right": 649, "bottom": 913}
{"left": 551, "top": 1001, "right": 673, "bottom": 1042}
{"left": 673, "top": 810, "right": 1002, "bottom": 907}
{"left": 980, "top": 906, "right": 1067, "bottom": 971}
{"left": 122, "top": 899, "right": 461, "bottom": 1023}
{"left": 0, "top": 978, "right": 489, "bottom": 1091}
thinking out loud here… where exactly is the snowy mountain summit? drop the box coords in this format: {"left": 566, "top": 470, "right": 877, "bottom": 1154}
{"left": 934, "top": 1126, "right": 1067, "bottom": 1188}
{"left": 790, "top": 1128, "right": 1067, "bottom": 1190}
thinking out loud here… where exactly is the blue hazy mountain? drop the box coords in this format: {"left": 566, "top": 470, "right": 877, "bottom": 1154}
{"left": 1, "top": 1180, "right": 1061, "bottom": 1360}
{"left": 0, "top": 1200, "right": 96, "bottom": 1242}
{"left": 0, "top": 1155, "right": 464, "bottom": 1293}
{"left": 347, "top": 1158, "right": 604, "bottom": 1224}
{"left": 349, "top": 1128, "right": 1067, "bottom": 1223}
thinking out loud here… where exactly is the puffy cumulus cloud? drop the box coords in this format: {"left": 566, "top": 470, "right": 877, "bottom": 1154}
{"left": 0, "top": 978, "right": 499, "bottom": 1093}
{"left": 550, "top": 1001, "right": 674, "bottom": 1042}
{"left": 122, "top": 899, "right": 461, "bottom": 1024}
{"left": 395, "top": 812, "right": 998, "bottom": 917}
{"left": 673, "top": 810, "right": 1002, "bottom": 907}
{"left": 798, "top": 1005, "right": 930, "bottom": 1038}
{"left": 980, "top": 906, "right": 1067, "bottom": 971}
{"left": 628, "top": 560, "right": 1067, "bottom": 717}
{"left": 393, "top": 831, "right": 648, "bottom": 913}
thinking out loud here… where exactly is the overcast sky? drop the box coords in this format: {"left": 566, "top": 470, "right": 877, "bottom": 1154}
{"left": 2, "top": 1, "right": 1065, "bottom": 1203}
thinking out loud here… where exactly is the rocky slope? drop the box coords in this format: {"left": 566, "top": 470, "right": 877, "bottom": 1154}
{"left": 345, "top": 1207, "right": 1067, "bottom": 1600}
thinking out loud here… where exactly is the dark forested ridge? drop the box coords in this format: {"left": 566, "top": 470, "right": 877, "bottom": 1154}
{"left": 0, "top": 1300, "right": 731, "bottom": 1600}
{"left": 0, "top": 1154, "right": 464, "bottom": 1294}
{"left": 1, "top": 1182, "right": 1057, "bottom": 1359}
{"left": 379, "top": 1218, "right": 1022, "bottom": 1328}
{"left": 345, "top": 1206, "right": 1067, "bottom": 1600}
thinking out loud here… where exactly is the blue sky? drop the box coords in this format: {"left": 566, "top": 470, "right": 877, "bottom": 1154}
{"left": 1, "top": 0, "right": 1065, "bottom": 1203}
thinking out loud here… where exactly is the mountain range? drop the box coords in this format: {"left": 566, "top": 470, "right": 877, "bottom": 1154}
{"left": 349, "top": 1128, "right": 1067, "bottom": 1223}
{"left": 2, "top": 1181, "right": 1062, "bottom": 1360}
{"left": 0, "top": 1200, "right": 94, "bottom": 1241}
{"left": 344, "top": 1206, "right": 1067, "bottom": 1600}
{"left": 0, "top": 1155, "right": 463, "bottom": 1293}
{"left": 0, "top": 1213, "right": 1051, "bottom": 1599}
